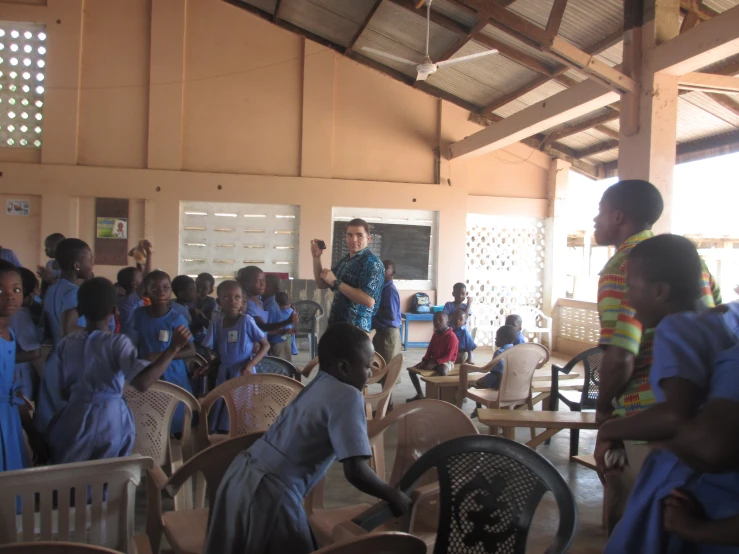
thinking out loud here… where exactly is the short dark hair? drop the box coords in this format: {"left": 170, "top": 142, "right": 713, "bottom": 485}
{"left": 603, "top": 180, "right": 664, "bottom": 228}
{"left": 275, "top": 291, "right": 289, "bottom": 306}
{"left": 78, "top": 277, "right": 117, "bottom": 322}
{"left": 216, "top": 279, "right": 242, "bottom": 296}
{"left": 55, "top": 238, "right": 90, "bottom": 271}
{"left": 45, "top": 233, "right": 65, "bottom": 244}
{"left": 383, "top": 260, "right": 396, "bottom": 272}
{"left": 497, "top": 325, "right": 518, "bottom": 345}
{"left": 451, "top": 309, "right": 466, "bottom": 320}
{"left": 628, "top": 234, "right": 703, "bottom": 302}
{"left": 237, "top": 265, "right": 263, "bottom": 286}
{"left": 172, "top": 275, "right": 195, "bottom": 298}
{"left": 145, "top": 270, "right": 170, "bottom": 288}
{"left": 0, "top": 260, "right": 21, "bottom": 280}
{"left": 453, "top": 282, "right": 466, "bottom": 291}
{"left": 197, "top": 273, "right": 215, "bottom": 288}
{"left": 117, "top": 266, "right": 140, "bottom": 291}
{"left": 318, "top": 322, "right": 371, "bottom": 367}
{"left": 18, "top": 267, "right": 38, "bottom": 298}
{"left": 346, "top": 218, "right": 371, "bottom": 235}
{"left": 505, "top": 314, "right": 522, "bottom": 327}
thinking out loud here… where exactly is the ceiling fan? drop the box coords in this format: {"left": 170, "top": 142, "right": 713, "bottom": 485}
{"left": 361, "top": 0, "right": 499, "bottom": 81}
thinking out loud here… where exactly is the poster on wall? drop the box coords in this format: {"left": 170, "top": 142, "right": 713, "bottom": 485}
{"left": 97, "top": 217, "right": 128, "bottom": 239}
{"left": 6, "top": 200, "right": 29, "bottom": 216}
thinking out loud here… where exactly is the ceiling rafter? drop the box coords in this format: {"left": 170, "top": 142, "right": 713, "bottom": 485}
{"left": 680, "top": 0, "right": 720, "bottom": 20}
{"left": 346, "top": 0, "right": 384, "bottom": 53}
{"left": 576, "top": 138, "right": 620, "bottom": 158}
{"left": 546, "top": 0, "right": 569, "bottom": 38}
{"left": 540, "top": 111, "right": 621, "bottom": 149}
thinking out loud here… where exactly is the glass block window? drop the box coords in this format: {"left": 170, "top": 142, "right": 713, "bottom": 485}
{"left": 0, "top": 21, "right": 46, "bottom": 148}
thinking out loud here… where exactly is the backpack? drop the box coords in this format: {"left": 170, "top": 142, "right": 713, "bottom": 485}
{"left": 411, "top": 292, "right": 431, "bottom": 314}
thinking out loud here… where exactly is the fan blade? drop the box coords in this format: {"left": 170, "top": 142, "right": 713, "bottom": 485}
{"left": 415, "top": 71, "right": 431, "bottom": 81}
{"left": 435, "top": 49, "right": 499, "bottom": 68}
{"left": 361, "top": 47, "right": 420, "bottom": 66}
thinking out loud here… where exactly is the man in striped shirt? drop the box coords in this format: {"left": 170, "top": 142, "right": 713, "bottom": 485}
{"left": 593, "top": 180, "right": 721, "bottom": 533}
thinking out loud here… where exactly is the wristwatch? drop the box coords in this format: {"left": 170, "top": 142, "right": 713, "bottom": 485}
{"left": 331, "top": 277, "right": 342, "bottom": 292}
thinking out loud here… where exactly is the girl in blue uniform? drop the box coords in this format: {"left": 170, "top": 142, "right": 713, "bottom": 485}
{"left": 204, "top": 323, "right": 411, "bottom": 554}
{"left": 134, "top": 271, "right": 196, "bottom": 434}
{"left": 201, "top": 280, "right": 269, "bottom": 433}
{"left": 0, "top": 261, "right": 44, "bottom": 471}
{"left": 10, "top": 268, "right": 42, "bottom": 403}
{"left": 595, "top": 235, "right": 739, "bottom": 553}
{"left": 238, "top": 266, "right": 295, "bottom": 333}
{"left": 47, "top": 278, "right": 192, "bottom": 464}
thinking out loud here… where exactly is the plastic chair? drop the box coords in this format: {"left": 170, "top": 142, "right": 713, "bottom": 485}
{"left": 0, "top": 456, "right": 153, "bottom": 554}
{"left": 146, "top": 432, "right": 263, "bottom": 554}
{"left": 0, "top": 543, "right": 121, "bottom": 554}
{"left": 548, "top": 347, "right": 604, "bottom": 457}
{"left": 367, "top": 352, "right": 387, "bottom": 386}
{"left": 519, "top": 306, "right": 553, "bottom": 347}
{"left": 123, "top": 381, "right": 201, "bottom": 510}
{"left": 254, "top": 355, "right": 299, "bottom": 379}
{"left": 352, "top": 435, "right": 577, "bottom": 554}
{"left": 313, "top": 532, "right": 426, "bottom": 554}
{"left": 305, "top": 399, "right": 479, "bottom": 547}
{"left": 294, "top": 300, "right": 324, "bottom": 358}
{"left": 364, "top": 354, "right": 403, "bottom": 422}
{"left": 197, "top": 373, "right": 303, "bottom": 449}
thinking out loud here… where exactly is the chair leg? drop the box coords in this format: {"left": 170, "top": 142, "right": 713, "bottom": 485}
{"left": 569, "top": 428, "right": 580, "bottom": 458}
{"left": 526, "top": 397, "right": 535, "bottom": 441}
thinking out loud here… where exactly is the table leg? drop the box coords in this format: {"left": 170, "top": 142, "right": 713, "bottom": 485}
{"left": 425, "top": 382, "right": 440, "bottom": 400}
{"left": 403, "top": 319, "right": 408, "bottom": 351}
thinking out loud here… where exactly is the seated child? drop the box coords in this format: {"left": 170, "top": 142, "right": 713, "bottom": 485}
{"left": 10, "top": 268, "right": 42, "bottom": 403}
{"left": 134, "top": 271, "right": 197, "bottom": 434}
{"left": 116, "top": 266, "right": 144, "bottom": 340}
{"left": 266, "top": 291, "right": 296, "bottom": 362}
{"left": 201, "top": 280, "right": 269, "bottom": 433}
{"left": 406, "top": 312, "right": 459, "bottom": 402}
{"left": 475, "top": 325, "right": 518, "bottom": 390}
{"left": 171, "top": 275, "right": 196, "bottom": 324}
{"left": 442, "top": 282, "right": 473, "bottom": 318}
{"left": 47, "top": 278, "right": 191, "bottom": 464}
{"left": 0, "top": 261, "right": 45, "bottom": 471}
{"left": 204, "top": 323, "right": 411, "bottom": 554}
{"left": 450, "top": 309, "right": 476, "bottom": 364}
{"left": 505, "top": 314, "right": 526, "bottom": 345}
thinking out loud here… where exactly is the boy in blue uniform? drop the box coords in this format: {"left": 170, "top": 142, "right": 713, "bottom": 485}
{"left": 266, "top": 292, "right": 296, "bottom": 361}
{"left": 10, "top": 268, "right": 42, "bottom": 403}
{"left": 372, "top": 260, "right": 402, "bottom": 365}
{"left": 442, "top": 282, "right": 472, "bottom": 319}
{"left": 204, "top": 323, "right": 411, "bottom": 554}
{"left": 116, "top": 266, "right": 145, "bottom": 341}
{"left": 37, "top": 232, "right": 65, "bottom": 290}
{"left": 171, "top": 275, "right": 196, "bottom": 325}
{"left": 450, "top": 309, "right": 476, "bottom": 364}
{"left": 595, "top": 235, "right": 739, "bottom": 553}
{"left": 195, "top": 273, "right": 218, "bottom": 321}
{"left": 476, "top": 325, "right": 517, "bottom": 390}
{"left": 505, "top": 314, "right": 526, "bottom": 345}
{"left": 47, "top": 278, "right": 191, "bottom": 464}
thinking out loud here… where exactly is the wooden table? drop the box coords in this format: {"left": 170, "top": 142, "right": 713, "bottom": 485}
{"left": 478, "top": 409, "right": 598, "bottom": 447}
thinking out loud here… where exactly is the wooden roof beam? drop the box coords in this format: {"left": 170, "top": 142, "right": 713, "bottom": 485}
{"left": 546, "top": 0, "right": 569, "bottom": 39}
{"left": 680, "top": 0, "right": 720, "bottom": 21}
{"left": 678, "top": 72, "right": 739, "bottom": 93}
{"left": 346, "top": 0, "right": 383, "bottom": 53}
{"left": 576, "top": 139, "right": 620, "bottom": 158}
{"left": 540, "top": 110, "right": 621, "bottom": 148}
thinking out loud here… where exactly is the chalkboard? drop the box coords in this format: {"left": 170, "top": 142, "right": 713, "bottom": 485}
{"left": 331, "top": 222, "right": 431, "bottom": 280}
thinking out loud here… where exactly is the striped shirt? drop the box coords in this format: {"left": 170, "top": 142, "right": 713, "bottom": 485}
{"left": 597, "top": 231, "right": 722, "bottom": 418}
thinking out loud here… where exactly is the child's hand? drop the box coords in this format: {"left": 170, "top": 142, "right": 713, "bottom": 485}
{"left": 142, "top": 240, "right": 153, "bottom": 253}
{"left": 594, "top": 432, "right": 624, "bottom": 475}
{"left": 241, "top": 361, "right": 256, "bottom": 375}
{"left": 388, "top": 489, "right": 413, "bottom": 517}
{"left": 171, "top": 325, "right": 191, "bottom": 350}
{"left": 37, "top": 265, "right": 52, "bottom": 284}
{"left": 663, "top": 489, "right": 706, "bottom": 540}
{"left": 291, "top": 307, "right": 299, "bottom": 325}
{"left": 29, "top": 433, "right": 49, "bottom": 465}
{"left": 466, "top": 296, "right": 473, "bottom": 305}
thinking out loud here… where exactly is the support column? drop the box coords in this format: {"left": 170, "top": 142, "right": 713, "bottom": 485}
{"left": 147, "top": 0, "right": 187, "bottom": 170}
{"left": 544, "top": 158, "right": 571, "bottom": 316}
{"left": 300, "top": 40, "right": 335, "bottom": 178}
{"left": 617, "top": 0, "right": 680, "bottom": 234}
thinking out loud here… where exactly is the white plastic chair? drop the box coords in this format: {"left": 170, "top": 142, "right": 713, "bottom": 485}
{"left": 519, "top": 306, "right": 553, "bottom": 347}
{"left": 0, "top": 456, "right": 153, "bottom": 554}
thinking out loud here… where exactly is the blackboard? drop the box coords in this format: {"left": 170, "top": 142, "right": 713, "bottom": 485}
{"left": 331, "top": 222, "right": 431, "bottom": 280}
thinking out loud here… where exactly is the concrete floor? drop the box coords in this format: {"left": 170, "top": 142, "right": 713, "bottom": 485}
{"left": 147, "top": 346, "right": 608, "bottom": 553}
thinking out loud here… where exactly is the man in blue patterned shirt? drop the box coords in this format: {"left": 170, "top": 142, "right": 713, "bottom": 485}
{"left": 312, "top": 219, "right": 384, "bottom": 333}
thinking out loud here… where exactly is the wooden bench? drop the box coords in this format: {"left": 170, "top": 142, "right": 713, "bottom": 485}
{"left": 477, "top": 409, "right": 598, "bottom": 447}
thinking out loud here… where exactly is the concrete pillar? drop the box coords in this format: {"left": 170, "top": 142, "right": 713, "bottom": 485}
{"left": 617, "top": 0, "right": 681, "bottom": 234}
{"left": 544, "top": 158, "right": 571, "bottom": 315}
{"left": 147, "top": 0, "right": 187, "bottom": 170}
{"left": 300, "top": 40, "right": 335, "bottom": 178}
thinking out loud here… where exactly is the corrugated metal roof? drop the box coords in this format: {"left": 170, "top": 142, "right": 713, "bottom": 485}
{"left": 677, "top": 97, "right": 739, "bottom": 143}
{"left": 584, "top": 149, "right": 619, "bottom": 163}
{"left": 479, "top": 23, "right": 561, "bottom": 72}
{"left": 508, "top": 0, "right": 623, "bottom": 50}
{"left": 280, "top": 0, "right": 378, "bottom": 46}
{"left": 431, "top": 0, "right": 478, "bottom": 28}
{"left": 682, "top": 91, "right": 739, "bottom": 129}
{"left": 595, "top": 41, "right": 622, "bottom": 67}
{"left": 241, "top": 0, "right": 277, "bottom": 14}
{"left": 703, "top": 0, "right": 739, "bottom": 12}
{"left": 426, "top": 40, "right": 539, "bottom": 106}
{"left": 557, "top": 129, "right": 610, "bottom": 150}
{"left": 491, "top": 80, "right": 565, "bottom": 118}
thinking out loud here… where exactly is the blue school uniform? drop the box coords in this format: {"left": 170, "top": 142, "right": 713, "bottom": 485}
{"left": 46, "top": 331, "right": 150, "bottom": 464}
{"left": 10, "top": 308, "right": 41, "bottom": 403}
{"left": 45, "top": 259, "right": 61, "bottom": 281}
{"left": 201, "top": 313, "right": 265, "bottom": 432}
{"left": 0, "top": 248, "right": 21, "bottom": 267}
{"left": 443, "top": 301, "right": 470, "bottom": 316}
{"left": 453, "top": 325, "right": 477, "bottom": 353}
{"left": 170, "top": 301, "right": 192, "bottom": 324}
{"left": 43, "top": 278, "right": 84, "bottom": 346}
{"left": 479, "top": 343, "right": 514, "bottom": 389}
{"left": 605, "top": 303, "right": 739, "bottom": 554}
{"left": 514, "top": 331, "right": 526, "bottom": 345}
{"left": 0, "top": 330, "right": 28, "bottom": 472}
{"left": 204, "top": 371, "right": 372, "bottom": 554}
{"left": 134, "top": 307, "right": 194, "bottom": 434}
{"left": 117, "top": 292, "right": 143, "bottom": 341}
{"left": 246, "top": 298, "right": 269, "bottom": 325}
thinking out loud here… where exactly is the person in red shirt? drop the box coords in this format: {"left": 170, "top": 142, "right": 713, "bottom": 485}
{"left": 406, "top": 312, "right": 459, "bottom": 402}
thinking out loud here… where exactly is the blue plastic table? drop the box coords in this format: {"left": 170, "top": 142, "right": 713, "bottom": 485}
{"left": 400, "top": 312, "right": 435, "bottom": 350}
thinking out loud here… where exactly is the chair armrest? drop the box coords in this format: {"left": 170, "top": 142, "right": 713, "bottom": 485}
{"left": 148, "top": 465, "right": 170, "bottom": 491}
{"left": 410, "top": 482, "right": 439, "bottom": 505}
{"left": 132, "top": 535, "right": 154, "bottom": 554}
{"left": 332, "top": 520, "right": 369, "bottom": 542}
{"left": 351, "top": 501, "right": 395, "bottom": 532}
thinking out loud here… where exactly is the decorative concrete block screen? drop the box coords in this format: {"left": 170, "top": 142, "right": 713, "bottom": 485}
{"left": 0, "top": 21, "right": 46, "bottom": 148}
{"left": 465, "top": 214, "right": 546, "bottom": 346}
{"left": 179, "top": 201, "right": 299, "bottom": 282}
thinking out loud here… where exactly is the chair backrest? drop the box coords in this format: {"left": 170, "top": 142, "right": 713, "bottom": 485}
{"left": 366, "top": 354, "right": 403, "bottom": 421}
{"left": 294, "top": 300, "right": 324, "bottom": 334}
{"left": 123, "top": 381, "right": 200, "bottom": 466}
{"left": 518, "top": 305, "right": 545, "bottom": 331}
{"left": 361, "top": 436, "right": 577, "bottom": 554}
{"left": 200, "top": 373, "right": 303, "bottom": 439}
{"left": 313, "top": 532, "right": 426, "bottom": 554}
{"left": 367, "top": 399, "right": 479, "bottom": 487}
{"left": 0, "top": 543, "right": 121, "bottom": 554}
{"left": 497, "top": 343, "right": 550, "bottom": 405}
{"left": 254, "top": 356, "right": 299, "bottom": 379}
{"left": 367, "top": 352, "right": 387, "bottom": 386}
{"left": 0, "top": 456, "right": 152, "bottom": 552}
{"left": 572, "top": 347, "right": 604, "bottom": 410}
